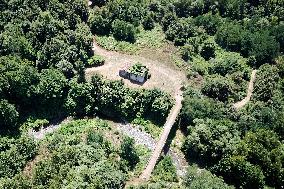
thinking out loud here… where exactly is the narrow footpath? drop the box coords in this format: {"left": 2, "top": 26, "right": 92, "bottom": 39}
{"left": 233, "top": 70, "right": 257, "bottom": 110}
{"left": 139, "top": 92, "right": 183, "bottom": 181}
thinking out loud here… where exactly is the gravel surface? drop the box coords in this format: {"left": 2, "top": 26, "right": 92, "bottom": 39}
{"left": 29, "top": 119, "right": 187, "bottom": 177}
{"left": 29, "top": 124, "right": 61, "bottom": 140}
{"left": 117, "top": 122, "right": 187, "bottom": 177}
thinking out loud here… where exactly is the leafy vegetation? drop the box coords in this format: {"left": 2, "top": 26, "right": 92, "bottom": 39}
{"left": 0, "top": 0, "right": 284, "bottom": 188}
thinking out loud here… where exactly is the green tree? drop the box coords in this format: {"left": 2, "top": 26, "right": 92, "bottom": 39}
{"left": 112, "top": 19, "right": 136, "bottom": 42}
{"left": 253, "top": 64, "right": 279, "bottom": 102}
{"left": 120, "top": 137, "right": 139, "bottom": 170}
{"left": 214, "top": 156, "right": 265, "bottom": 189}
{"left": 201, "top": 74, "right": 234, "bottom": 102}
{"left": 184, "top": 165, "right": 234, "bottom": 189}
{"left": 183, "top": 119, "right": 241, "bottom": 163}
{"left": 0, "top": 100, "right": 19, "bottom": 130}
{"left": 152, "top": 156, "right": 178, "bottom": 182}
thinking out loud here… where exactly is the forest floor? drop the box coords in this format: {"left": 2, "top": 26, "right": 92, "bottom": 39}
{"left": 233, "top": 70, "right": 257, "bottom": 110}
{"left": 85, "top": 39, "right": 187, "bottom": 95}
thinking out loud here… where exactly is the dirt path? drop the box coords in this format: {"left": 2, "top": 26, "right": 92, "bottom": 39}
{"left": 86, "top": 40, "right": 186, "bottom": 95}
{"left": 88, "top": 40, "right": 187, "bottom": 182}
{"left": 233, "top": 70, "right": 257, "bottom": 110}
{"left": 139, "top": 93, "right": 183, "bottom": 181}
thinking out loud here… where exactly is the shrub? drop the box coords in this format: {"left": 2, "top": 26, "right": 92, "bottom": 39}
{"left": 112, "top": 19, "right": 136, "bottom": 42}
{"left": 166, "top": 18, "right": 196, "bottom": 46}
{"left": 152, "top": 156, "right": 178, "bottom": 182}
{"left": 214, "top": 156, "right": 265, "bottom": 189}
{"left": 120, "top": 137, "right": 139, "bottom": 170}
{"left": 0, "top": 100, "right": 19, "bottom": 130}
{"left": 180, "top": 45, "right": 194, "bottom": 61}
{"left": 201, "top": 74, "right": 234, "bottom": 102}
{"left": 143, "top": 13, "right": 155, "bottom": 30}
{"left": 87, "top": 55, "right": 105, "bottom": 67}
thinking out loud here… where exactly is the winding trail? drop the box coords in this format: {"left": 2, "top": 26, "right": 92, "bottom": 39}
{"left": 233, "top": 70, "right": 257, "bottom": 110}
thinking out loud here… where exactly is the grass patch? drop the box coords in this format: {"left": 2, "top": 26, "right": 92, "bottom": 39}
{"left": 95, "top": 25, "right": 166, "bottom": 55}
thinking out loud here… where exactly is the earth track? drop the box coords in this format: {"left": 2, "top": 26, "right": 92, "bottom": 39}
{"left": 233, "top": 70, "right": 257, "bottom": 110}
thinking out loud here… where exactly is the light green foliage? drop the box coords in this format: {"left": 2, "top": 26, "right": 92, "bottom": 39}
{"left": 253, "top": 64, "right": 280, "bottom": 102}
{"left": 128, "top": 63, "right": 149, "bottom": 77}
{"left": 0, "top": 136, "right": 37, "bottom": 178}
{"left": 95, "top": 25, "right": 166, "bottom": 54}
{"left": 132, "top": 118, "right": 162, "bottom": 139}
{"left": 3, "top": 119, "right": 129, "bottom": 188}
{"left": 184, "top": 165, "right": 234, "bottom": 189}
{"left": 87, "top": 54, "right": 105, "bottom": 67}
{"left": 183, "top": 119, "right": 241, "bottom": 163}
{"left": 20, "top": 118, "right": 49, "bottom": 131}
{"left": 152, "top": 156, "right": 178, "bottom": 182}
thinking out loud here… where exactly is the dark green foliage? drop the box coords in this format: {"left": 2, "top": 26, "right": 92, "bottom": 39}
{"left": 183, "top": 119, "right": 241, "bottom": 163}
{"left": 216, "top": 23, "right": 280, "bottom": 64}
{"left": 200, "top": 40, "right": 216, "bottom": 60}
{"left": 181, "top": 94, "right": 226, "bottom": 125}
{"left": 30, "top": 69, "right": 68, "bottom": 114}
{"left": 271, "top": 25, "right": 284, "bottom": 52}
{"left": 214, "top": 156, "right": 265, "bottom": 189}
{"left": 143, "top": 13, "right": 155, "bottom": 30}
{"left": 112, "top": 19, "right": 136, "bottom": 42}
{"left": 253, "top": 64, "right": 280, "bottom": 102}
{"left": 0, "top": 136, "right": 37, "bottom": 178}
{"left": 0, "top": 100, "right": 19, "bottom": 130}
{"left": 120, "top": 137, "right": 139, "bottom": 170}
{"left": 161, "top": 12, "right": 177, "bottom": 31}
{"left": 201, "top": 74, "right": 234, "bottom": 102}
{"left": 194, "top": 13, "right": 221, "bottom": 35}
{"left": 180, "top": 45, "right": 194, "bottom": 61}
{"left": 166, "top": 18, "right": 196, "bottom": 46}
{"left": 88, "top": 8, "right": 112, "bottom": 35}
{"left": 240, "top": 129, "right": 284, "bottom": 188}
{"left": 65, "top": 80, "right": 96, "bottom": 117}
{"left": 216, "top": 22, "right": 244, "bottom": 52}
{"left": 91, "top": 0, "right": 109, "bottom": 7}
{"left": 152, "top": 156, "right": 178, "bottom": 182}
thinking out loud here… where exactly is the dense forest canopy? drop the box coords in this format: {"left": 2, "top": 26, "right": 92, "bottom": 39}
{"left": 0, "top": 0, "right": 284, "bottom": 188}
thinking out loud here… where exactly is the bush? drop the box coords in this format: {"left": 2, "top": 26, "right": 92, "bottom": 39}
{"left": 112, "top": 19, "right": 136, "bottom": 42}
{"left": 200, "top": 40, "right": 216, "bottom": 60}
{"left": 120, "top": 137, "right": 139, "bottom": 170}
{"left": 143, "top": 13, "right": 155, "bottom": 30}
{"left": 166, "top": 18, "right": 196, "bottom": 46}
{"left": 214, "top": 156, "right": 265, "bottom": 189}
{"left": 0, "top": 100, "right": 19, "bottom": 130}
{"left": 201, "top": 74, "right": 234, "bottom": 102}
{"left": 180, "top": 45, "right": 194, "bottom": 61}
{"left": 87, "top": 55, "right": 105, "bottom": 67}
{"left": 152, "top": 156, "right": 178, "bottom": 182}
{"left": 184, "top": 165, "right": 234, "bottom": 189}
